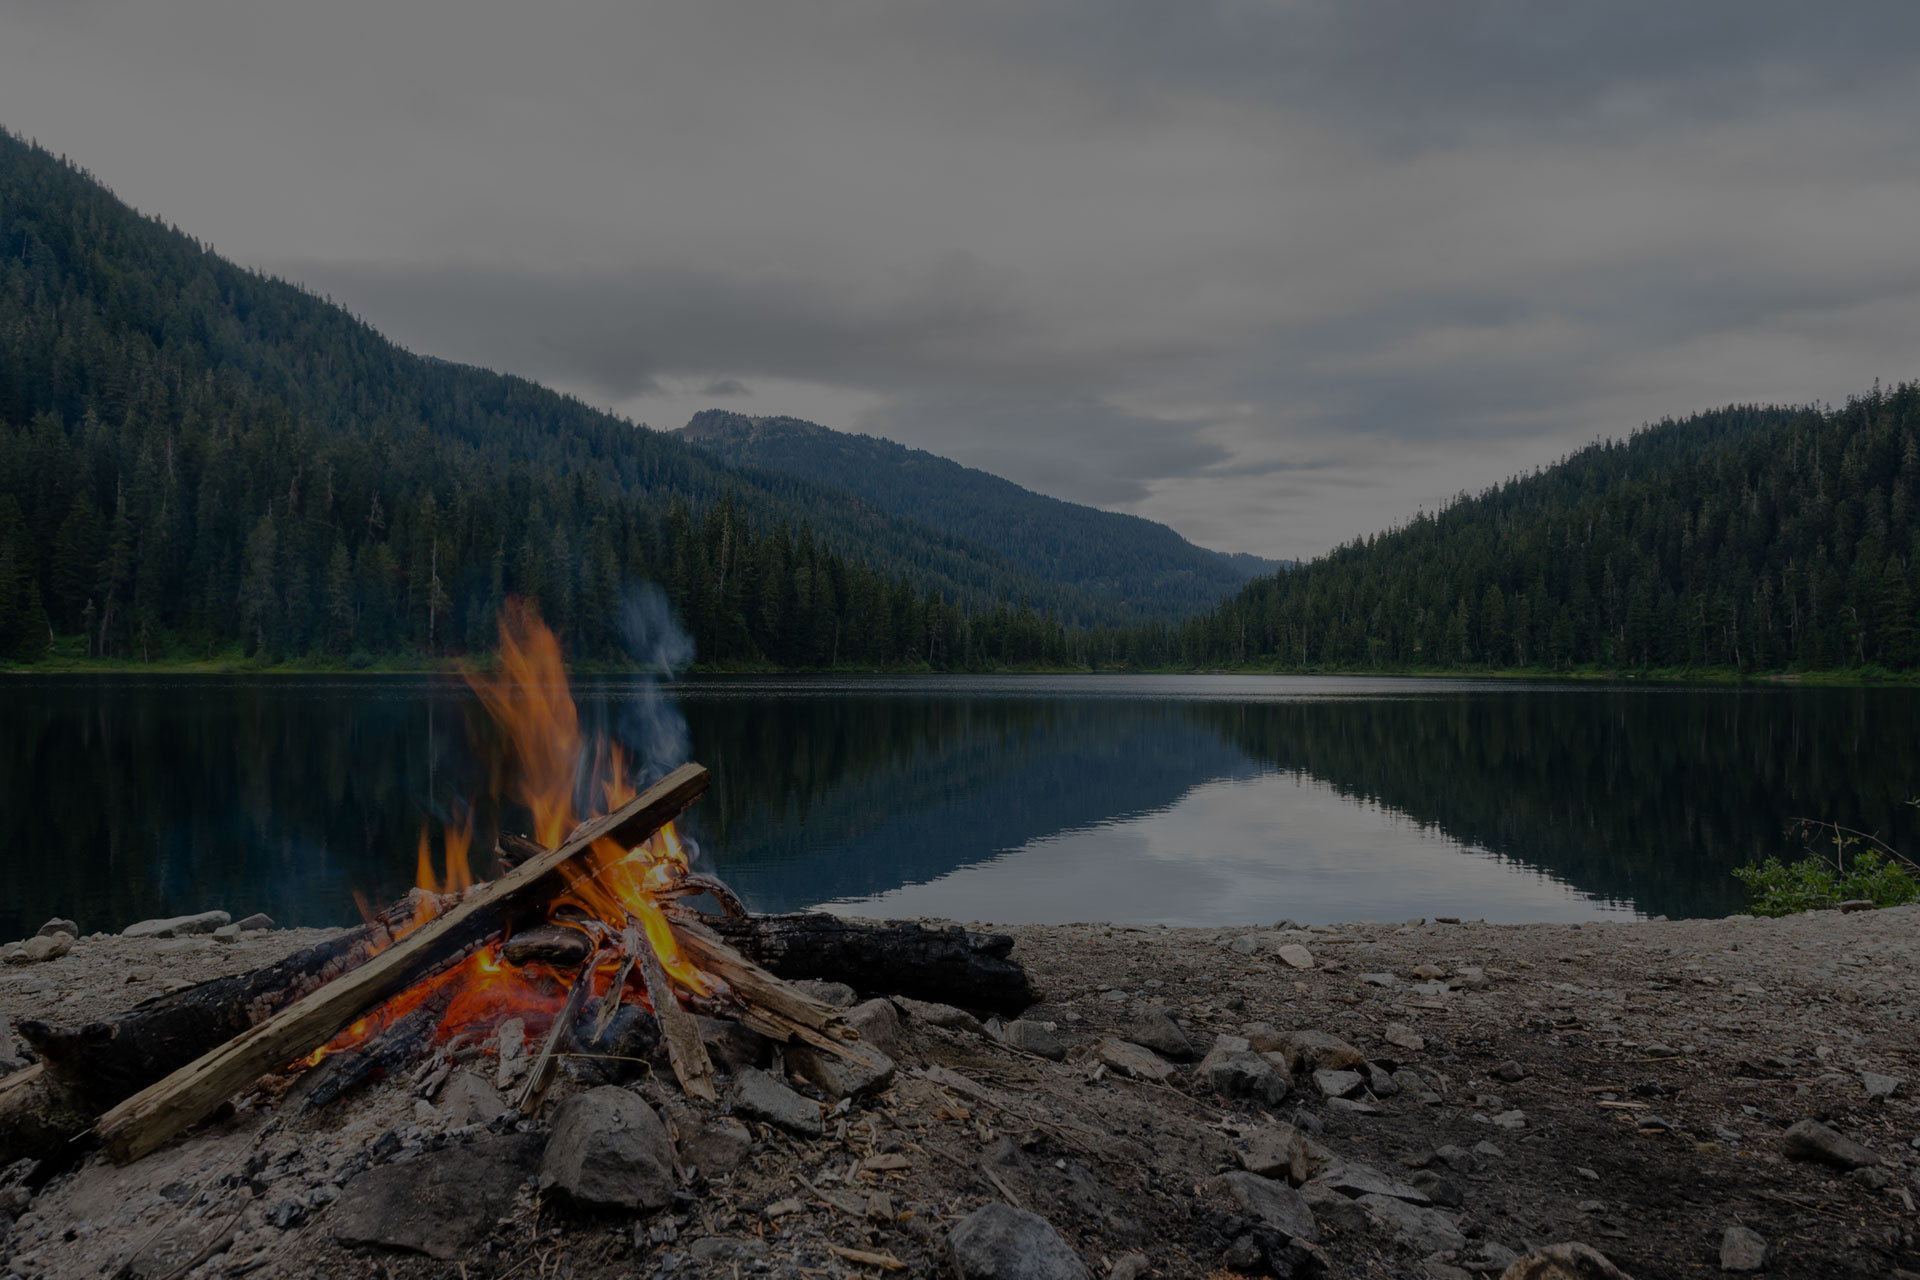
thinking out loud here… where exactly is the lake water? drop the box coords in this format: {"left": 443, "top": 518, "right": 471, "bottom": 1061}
{"left": 2, "top": 674, "right": 1914, "bottom": 936}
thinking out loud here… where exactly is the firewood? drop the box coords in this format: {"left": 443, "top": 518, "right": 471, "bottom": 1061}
{"left": 93, "top": 762, "right": 709, "bottom": 1163}
{"left": 635, "top": 932, "right": 717, "bottom": 1102}
{"left": 514, "top": 946, "right": 607, "bottom": 1113}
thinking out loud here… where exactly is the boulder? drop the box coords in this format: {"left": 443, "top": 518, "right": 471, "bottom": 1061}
{"left": 844, "top": 998, "right": 905, "bottom": 1057}
{"left": 539, "top": 1085, "right": 676, "bottom": 1212}
{"left": 1123, "top": 1011, "right": 1194, "bottom": 1060}
{"left": 1781, "top": 1118, "right": 1880, "bottom": 1170}
{"left": 1005, "top": 1019, "right": 1068, "bottom": 1061}
{"left": 730, "top": 1066, "right": 823, "bottom": 1137}
{"left": 946, "top": 1202, "right": 1090, "bottom": 1280}
{"left": 1719, "top": 1225, "right": 1766, "bottom": 1272}
{"left": 1096, "top": 1038, "right": 1176, "bottom": 1083}
{"left": 785, "top": 1041, "right": 895, "bottom": 1102}
{"left": 1497, "top": 1242, "right": 1634, "bottom": 1280}
{"left": 331, "top": 1134, "right": 542, "bottom": 1259}
{"left": 122, "top": 910, "right": 230, "bottom": 939}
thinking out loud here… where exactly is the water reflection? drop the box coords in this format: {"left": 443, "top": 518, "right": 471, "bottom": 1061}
{"left": 1, "top": 675, "right": 1913, "bottom": 934}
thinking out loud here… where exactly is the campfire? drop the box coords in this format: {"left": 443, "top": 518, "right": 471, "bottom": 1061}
{"left": 0, "top": 601, "right": 1032, "bottom": 1171}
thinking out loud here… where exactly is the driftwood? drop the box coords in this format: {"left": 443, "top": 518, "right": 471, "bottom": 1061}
{"left": 699, "top": 912, "right": 1036, "bottom": 1014}
{"left": 93, "top": 762, "right": 709, "bottom": 1162}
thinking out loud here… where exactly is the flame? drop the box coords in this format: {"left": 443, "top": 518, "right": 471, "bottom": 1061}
{"left": 312, "top": 599, "right": 709, "bottom": 1071}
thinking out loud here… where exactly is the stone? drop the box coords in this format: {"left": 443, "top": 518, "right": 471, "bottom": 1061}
{"left": 1491, "top": 1110, "right": 1529, "bottom": 1130}
{"left": 1838, "top": 898, "right": 1874, "bottom": 913}
{"left": 121, "top": 910, "right": 229, "bottom": 939}
{"left": 1215, "top": 1171, "right": 1318, "bottom": 1242}
{"left": 690, "top": 1237, "right": 770, "bottom": 1265}
{"left": 1359, "top": 972, "right": 1399, "bottom": 987}
{"left": 1364, "top": 1062, "right": 1400, "bottom": 1097}
{"left": 331, "top": 1134, "right": 541, "bottom": 1259}
{"left": 1240, "top": 1124, "right": 1313, "bottom": 1185}
{"left": 1473, "top": 1140, "right": 1505, "bottom": 1159}
{"left": 503, "top": 924, "right": 592, "bottom": 967}
{"left": 786, "top": 1041, "right": 895, "bottom": 1101}
{"left": 1453, "top": 966, "right": 1491, "bottom": 991}
{"left": 1357, "top": 1193, "right": 1464, "bottom": 1252}
{"left": 696, "top": 1014, "right": 772, "bottom": 1070}
{"left": 213, "top": 923, "right": 243, "bottom": 943}
{"left": 1410, "top": 1169, "right": 1464, "bottom": 1207}
{"left": 1719, "top": 1225, "right": 1766, "bottom": 1272}
{"left": 1313, "top": 1069, "right": 1365, "bottom": 1100}
{"left": 1097, "top": 1037, "right": 1176, "bottom": 1083}
{"left": 1278, "top": 1030, "right": 1364, "bottom": 1074}
{"left": 1005, "top": 1019, "right": 1069, "bottom": 1061}
{"left": 1276, "top": 944, "right": 1315, "bottom": 970}
{"left": 1862, "top": 1071, "right": 1904, "bottom": 1100}
{"left": 765, "top": 1197, "right": 805, "bottom": 1218}
{"left": 894, "top": 996, "right": 987, "bottom": 1036}
{"left": 1315, "top": 1161, "right": 1430, "bottom": 1204}
{"left": 539, "top": 1086, "right": 676, "bottom": 1212}
{"left": 1496, "top": 1242, "right": 1633, "bottom": 1280}
{"left": 1384, "top": 1022, "right": 1425, "bottom": 1051}
{"left": 494, "top": 1017, "right": 527, "bottom": 1089}
{"left": 946, "top": 1202, "right": 1090, "bottom": 1280}
{"left": 1490, "top": 1060, "right": 1529, "bottom": 1082}
{"left": 1123, "top": 1011, "right": 1194, "bottom": 1060}
{"left": 844, "top": 997, "right": 904, "bottom": 1057}
{"left": 730, "top": 1066, "right": 823, "bottom": 1137}
{"left": 791, "top": 978, "right": 859, "bottom": 1007}
{"left": 1199, "top": 1047, "right": 1290, "bottom": 1105}
{"left": 35, "top": 918, "right": 77, "bottom": 938}
{"left": 1240, "top": 1023, "right": 1286, "bottom": 1053}
{"left": 235, "top": 912, "right": 275, "bottom": 931}
{"left": 1847, "top": 1165, "right": 1891, "bottom": 1190}
{"left": 682, "top": 1116, "right": 752, "bottom": 1179}
{"left": 1781, "top": 1118, "right": 1880, "bottom": 1170}
{"left": 1410, "top": 963, "right": 1447, "bottom": 980}
{"left": 1326, "top": 1096, "right": 1383, "bottom": 1116}
{"left": 19, "top": 934, "right": 71, "bottom": 963}
{"left": 440, "top": 1070, "right": 507, "bottom": 1127}
{"left": 1107, "top": 1253, "right": 1150, "bottom": 1280}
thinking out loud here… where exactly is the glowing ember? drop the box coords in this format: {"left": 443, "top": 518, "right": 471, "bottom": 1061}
{"left": 310, "top": 599, "right": 708, "bottom": 1068}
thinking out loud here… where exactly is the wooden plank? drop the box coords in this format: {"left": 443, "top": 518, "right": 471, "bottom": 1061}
{"left": 635, "top": 933, "right": 717, "bottom": 1102}
{"left": 93, "top": 762, "right": 709, "bottom": 1163}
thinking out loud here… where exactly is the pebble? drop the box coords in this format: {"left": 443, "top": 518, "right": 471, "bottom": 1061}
{"left": 1276, "top": 944, "right": 1315, "bottom": 970}
{"left": 1359, "top": 972, "right": 1399, "bottom": 987}
{"left": 1861, "top": 1070, "right": 1903, "bottom": 1100}
{"left": 1384, "top": 1022, "right": 1425, "bottom": 1051}
{"left": 1004, "top": 1019, "right": 1068, "bottom": 1061}
{"left": 844, "top": 997, "right": 904, "bottom": 1057}
{"left": 1719, "top": 1226, "right": 1766, "bottom": 1272}
{"left": 946, "top": 1202, "right": 1090, "bottom": 1280}
{"left": 730, "top": 1067, "right": 823, "bottom": 1138}
{"left": 1313, "top": 1068, "right": 1365, "bottom": 1100}
{"left": 1278, "top": 1030, "right": 1365, "bottom": 1073}
{"left": 1575, "top": 1166, "right": 1599, "bottom": 1181}
{"left": 1096, "top": 1037, "right": 1176, "bottom": 1083}
{"left": 1781, "top": 1118, "right": 1881, "bottom": 1170}
{"left": 1491, "top": 1110, "right": 1529, "bottom": 1130}
{"left": 18, "top": 934, "right": 71, "bottom": 963}
{"left": 35, "top": 918, "right": 77, "bottom": 939}
{"left": 121, "top": 910, "right": 230, "bottom": 939}
{"left": 1197, "top": 1042, "right": 1290, "bottom": 1105}
{"left": 1122, "top": 1011, "right": 1193, "bottom": 1061}
{"left": 1472, "top": 1140, "right": 1505, "bottom": 1159}
{"left": 235, "top": 912, "right": 275, "bottom": 931}
{"left": 1489, "top": 1060, "right": 1529, "bottom": 1082}
{"left": 785, "top": 1041, "right": 895, "bottom": 1101}
{"left": 1107, "top": 1255, "right": 1149, "bottom": 1280}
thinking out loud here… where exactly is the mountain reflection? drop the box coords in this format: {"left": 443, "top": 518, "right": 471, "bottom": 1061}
{"left": 2, "top": 676, "right": 1914, "bottom": 935}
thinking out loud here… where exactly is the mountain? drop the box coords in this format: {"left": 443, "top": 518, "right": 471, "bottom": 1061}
{"left": 0, "top": 129, "right": 1162, "bottom": 669}
{"left": 1161, "top": 387, "right": 1920, "bottom": 672}
{"left": 677, "top": 411, "right": 1282, "bottom": 619}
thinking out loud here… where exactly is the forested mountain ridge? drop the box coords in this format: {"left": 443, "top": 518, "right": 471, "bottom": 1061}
{"left": 678, "top": 410, "right": 1281, "bottom": 619}
{"left": 1153, "top": 387, "right": 1920, "bottom": 672}
{"left": 0, "top": 129, "right": 1133, "bottom": 668}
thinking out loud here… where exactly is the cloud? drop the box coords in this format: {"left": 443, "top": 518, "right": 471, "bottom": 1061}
{"left": 4, "top": 1, "right": 1917, "bottom": 559}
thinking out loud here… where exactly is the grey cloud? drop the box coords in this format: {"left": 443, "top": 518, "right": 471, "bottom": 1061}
{"left": 699, "top": 378, "right": 751, "bottom": 397}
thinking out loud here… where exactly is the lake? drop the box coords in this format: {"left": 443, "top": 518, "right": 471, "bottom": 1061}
{"left": 2, "top": 674, "right": 1914, "bottom": 937}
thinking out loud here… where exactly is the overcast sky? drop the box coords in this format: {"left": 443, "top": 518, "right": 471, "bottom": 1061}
{"left": 3, "top": 2, "right": 1917, "bottom": 559}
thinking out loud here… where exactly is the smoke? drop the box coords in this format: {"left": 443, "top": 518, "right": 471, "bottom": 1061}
{"left": 615, "top": 582, "right": 695, "bottom": 786}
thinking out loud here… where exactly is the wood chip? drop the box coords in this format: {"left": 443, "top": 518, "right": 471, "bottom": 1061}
{"left": 824, "top": 1244, "right": 907, "bottom": 1271}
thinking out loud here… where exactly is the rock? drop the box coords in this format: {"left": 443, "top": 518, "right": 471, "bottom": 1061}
{"left": 212, "top": 923, "right": 241, "bottom": 943}
{"left": 1781, "top": 1118, "right": 1880, "bottom": 1170}
{"left": 1315, "top": 1161, "right": 1430, "bottom": 1204}
{"left": 1357, "top": 1193, "right": 1464, "bottom": 1252}
{"left": 19, "top": 934, "right": 71, "bottom": 963}
{"left": 121, "top": 910, "right": 229, "bottom": 939}
{"left": 1215, "top": 1171, "right": 1318, "bottom": 1242}
{"left": 1276, "top": 944, "right": 1315, "bottom": 970}
{"left": 1313, "top": 1069, "right": 1365, "bottom": 1099}
{"left": 503, "top": 924, "right": 592, "bottom": 967}
{"left": 1097, "top": 1038, "right": 1176, "bottom": 1083}
{"left": 845, "top": 998, "right": 905, "bottom": 1057}
{"left": 331, "top": 1134, "right": 541, "bottom": 1259}
{"left": 1199, "top": 1046, "right": 1290, "bottom": 1105}
{"left": 441, "top": 1070, "right": 507, "bottom": 1126}
{"left": 946, "top": 1202, "right": 1090, "bottom": 1280}
{"left": 35, "top": 918, "right": 77, "bottom": 938}
{"left": 1107, "top": 1253, "right": 1150, "bottom": 1280}
{"left": 2, "top": 944, "right": 26, "bottom": 966}
{"left": 1240, "top": 1023, "right": 1287, "bottom": 1053}
{"left": 1410, "top": 963, "right": 1447, "bottom": 980}
{"left": 789, "top": 978, "right": 858, "bottom": 1007}
{"left": 1490, "top": 1060, "right": 1529, "bottom": 1082}
{"left": 1719, "top": 1225, "right": 1766, "bottom": 1272}
{"left": 1326, "top": 1096, "right": 1383, "bottom": 1116}
{"left": 1224, "top": 1232, "right": 1264, "bottom": 1271}
{"left": 1847, "top": 1165, "right": 1891, "bottom": 1190}
{"left": 730, "top": 1066, "right": 823, "bottom": 1137}
{"left": 1278, "top": 1030, "right": 1364, "bottom": 1073}
{"left": 1005, "top": 1019, "right": 1069, "bottom": 1061}
{"left": 894, "top": 996, "right": 987, "bottom": 1036}
{"left": 1358, "top": 972, "right": 1398, "bottom": 988}
{"left": 1838, "top": 898, "right": 1874, "bottom": 913}
{"left": 1497, "top": 1242, "right": 1633, "bottom": 1280}
{"left": 1491, "top": 1110, "right": 1529, "bottom": 1130}
{"left": 1410, "top": 1169, "right": 1464, "bottom": 1207}
{"left": 682, "top": 1116, "right": 752, "bottom": 1179}
{"left": 696, "top": 1014, "right": 772, "bottom": 1070}
{"left": 764, "top": 1197, "right": 805, "bottom": 1219}
{"left": 235, "top": 912, "right": 275, "bottom": 931}
{"left": 539, "top": 1086, "right": 676, "bottom": 1212}
{"left": 1862, "top": 1071, "right": 1904, "bottom": 1100}
{"left": 1240, "top": 1124, "right": 1313, "bottom": 1185}
{"left": 1123, "top": 1011, "right": 1194, "bottom": 1060}
{"left": 690, "top": 1237, "right": 770, "bottom": 1264}
{"left": 1384, "top": 1022, "right": 1425, "bottom": 1051}
{"left": 495, "top": 1017, "right": 526, "bottom": 1089}
{"left": 1364, "top": 1062, "right": 1400, "bottom": 1097}
{"left": 1473, "top": 1140, "right": 1505, "bottom": 1159}
{"left": 1454, "top": 966, "right": 1492, "bottom": 990}
{"left": 785, "top": 1041, "right": 895, "bottom": 1101}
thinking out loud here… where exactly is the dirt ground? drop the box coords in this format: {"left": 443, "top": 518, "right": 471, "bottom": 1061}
{"left": 2, "top": 905, "right": 1916, "bottom": 1280}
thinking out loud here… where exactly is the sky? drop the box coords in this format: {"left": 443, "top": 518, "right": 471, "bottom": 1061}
{"left": 3, "top": 2, "right": 1917, "bottom": 561}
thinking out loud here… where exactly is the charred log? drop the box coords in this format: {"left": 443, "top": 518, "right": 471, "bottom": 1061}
{"left": 694, "top": 912, "right": 1035, "bottom": 1014}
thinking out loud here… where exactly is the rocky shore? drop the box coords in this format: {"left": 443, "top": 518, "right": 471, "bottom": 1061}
{"left": 1, "top": 906, "right": 1916, "bottom": 1280}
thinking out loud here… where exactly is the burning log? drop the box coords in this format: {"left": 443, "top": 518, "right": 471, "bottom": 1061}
{"left": 91, "top": 762, "right": 710, "bottom": 1163}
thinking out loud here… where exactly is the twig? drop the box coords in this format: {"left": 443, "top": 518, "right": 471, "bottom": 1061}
{"left": 515, "top": 946, "right": 608, "bottom": 1113}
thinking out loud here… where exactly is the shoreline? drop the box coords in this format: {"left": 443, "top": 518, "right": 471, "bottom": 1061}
{"left": 3, "top": 906, "right": 1915, "bottom": 1278}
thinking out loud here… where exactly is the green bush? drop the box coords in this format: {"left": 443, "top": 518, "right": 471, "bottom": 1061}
{"left": 1733, "top": 849, "right": 1919, "bottom": 917}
